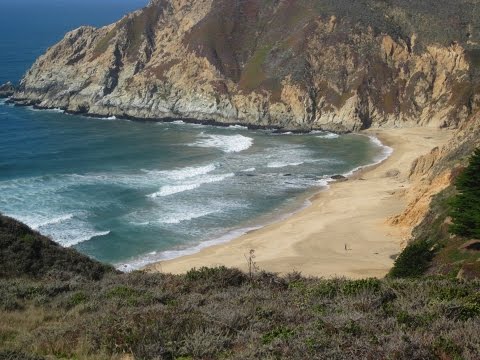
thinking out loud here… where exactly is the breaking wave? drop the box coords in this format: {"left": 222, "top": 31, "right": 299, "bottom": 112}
{"left": 191, "top": 133, "right": 253, "bottom": 153}
{"left": 148, "top": 173, "right": 235, "bottom": 198}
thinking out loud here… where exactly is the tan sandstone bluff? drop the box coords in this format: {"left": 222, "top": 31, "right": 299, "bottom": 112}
{"left": 146, "top": 127, "right": 453, "bottom": 278}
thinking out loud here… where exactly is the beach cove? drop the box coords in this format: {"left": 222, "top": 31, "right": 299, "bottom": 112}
{"left": 148, "top": 127, "right": 453, "bottom": 278}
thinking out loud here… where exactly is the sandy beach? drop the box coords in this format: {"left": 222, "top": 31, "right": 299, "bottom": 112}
{"left": 147, "top": 127, "right": 453, "bottom": 278}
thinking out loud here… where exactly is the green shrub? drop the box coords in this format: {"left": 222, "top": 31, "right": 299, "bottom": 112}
{"left": 185, "top": 266, "right": 246, "bottom": 288}
{"left": 311, "top": 280, "right": 338, "bottom": 298}
{"left": 433, "top": 337, "right": 463, "bottom": 359}
{"left": 342, "top": 278, "right": 382, "bottom": 295}
{"left": 389, "top": 240, "right": 434, "bottom": 278}
{"left": 262, "top": 327, "right": 295, "bottom": 344}
{"left": 450, "top": 148, "right": 480, "bottom": 239}
{"left": 68, "top": 291, "right": 88, "bottom": 307}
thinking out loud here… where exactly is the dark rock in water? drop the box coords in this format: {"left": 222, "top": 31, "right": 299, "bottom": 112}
{"left": 0, "top": 81, "right": 15, "bottom": 98}
{"left": 331, "top": 175, "right": 347, "bottom": 181}
{"left": 283, "top": 173, "right": 292, "bottom": 177}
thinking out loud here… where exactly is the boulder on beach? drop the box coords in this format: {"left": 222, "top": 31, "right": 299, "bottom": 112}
{"left": 331, "top": 175, "right": 348, "bottom": 182}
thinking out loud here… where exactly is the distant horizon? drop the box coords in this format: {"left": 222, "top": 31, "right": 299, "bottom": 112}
{"left": 0, "top": 0, "right": 148, "bottom": 85}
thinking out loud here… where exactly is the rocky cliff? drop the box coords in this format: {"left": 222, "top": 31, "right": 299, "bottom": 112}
{"left": 12, "top": 0, "right": 480, "bottom": 132}
{"left": 390, "top": 110, "right": 480, "bottom": 237}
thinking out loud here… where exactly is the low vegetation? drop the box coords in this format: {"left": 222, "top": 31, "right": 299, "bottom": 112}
{"left": 1, "top": 215, "right": 480, "bottom": 359}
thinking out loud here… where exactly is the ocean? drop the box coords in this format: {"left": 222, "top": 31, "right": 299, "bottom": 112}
{"left": 0, "top": 0, "right": 391, "bottom": 270}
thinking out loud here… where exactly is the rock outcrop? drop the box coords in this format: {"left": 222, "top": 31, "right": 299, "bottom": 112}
{"left": 0, "top": 81, "right": 15, "bottom": 98}
{"left": 12, "top": 0, "right": 480, "bottom": 131}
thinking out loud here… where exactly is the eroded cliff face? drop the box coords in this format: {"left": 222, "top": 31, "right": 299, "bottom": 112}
{"left": 12, "top": 0, "right": 480, "bottom": 131}
{"left": 390, "top": 110, "right": 480, "bottom": 241}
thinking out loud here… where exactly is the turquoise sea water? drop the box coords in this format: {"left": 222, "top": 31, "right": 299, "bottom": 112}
{"left": 0, "top": 1, "right": 390, "bottom": 269}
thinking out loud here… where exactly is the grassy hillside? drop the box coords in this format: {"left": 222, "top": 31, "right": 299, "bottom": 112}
{"left": 1, "top": 215, "right": 480, "bottom": 360}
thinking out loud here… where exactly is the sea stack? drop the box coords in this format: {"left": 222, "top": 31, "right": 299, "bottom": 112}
{"left": 0, "top": 81, "right": 15, "bottom": 98}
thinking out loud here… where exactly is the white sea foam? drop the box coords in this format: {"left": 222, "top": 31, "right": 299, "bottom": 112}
{"left": 33, "top": 214, "right": 74, "bottom": 229}
{"left": 4, "top": 211, "right": 110, "bottom": 248}
{"left": 241, "top": 167, "right": 256, "bottom": 172}
{"left": 157, "top": 163, "right": 216, "bottom": 180}
{"left": 47, "top": 108, "right": 65, "bottom": 113}
{"left": 159, "top": 208, "right": 218, "bottom": 224}
{"left": 339, "top": 135, "right": 394, "bottom": 178}
{"left": 267, "top": 161, "right": 304, "bottom": 168}
{"left": 148, "top": 173, "right": 234, "bottom": 198}
{"left": 228, "top": 124, "right": 248, "bottom": 130}
{"left": 27, "top": 106, "right": 64, "bottom": 113}
{"left": 35, "top": 214, "right": 110, "bottom": 248}
{"left": 368, "top": 135, "right": 394, "bottom": 163}
{"left": 192, "top": 134, "right": 253, "bottom": 153}
{"left": 117, "top": 192, "right": 324, "bottom": 272}
{"left": 118, "top": 134, "right": 395, "bottom": 271}
{"left": 316, "top": 132, "right": 340, "bottom": 139}
{"left": 53, "top": 230, "right": 111, "bottom": 248}
{"left": 148, "top": 183, "right": 200, "bottom": 197}
{"left": 131, "top": 221, "right": 150, "bottom": 226}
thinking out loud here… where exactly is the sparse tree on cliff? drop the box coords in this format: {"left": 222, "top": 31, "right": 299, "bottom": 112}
{"left": 450, "top": 148, "right": 480, "bottom": 239}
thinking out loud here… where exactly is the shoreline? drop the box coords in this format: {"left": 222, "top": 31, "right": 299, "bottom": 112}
{"left": 146, "top": 127, "right": 453, "bottom": 278}
{"left": 119, "top": 133, "right": 392, "bottom": 272}
{"left": 7, "top": 97, "right": 350, "bottom": 134}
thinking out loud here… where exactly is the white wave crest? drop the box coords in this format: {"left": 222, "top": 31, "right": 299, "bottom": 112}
{"left": 148, "top": 183, "right": 200, "bottom": 198}
{"left": 148, "top": 173, "right": 234, "bottom": 198}
{"left": 368, "top": 135, "right": 394, "bottom": 163}
{"left": 158, "top": 164, "right": 216, "bottom": 180}
{"left": 228, "top": 124, "right": 248, "bottom": 130}
{"left": 33, "top": 214, "right": 74, "bottom": 229}
{"left": 192, "top": 134, "right": 253, "bottom": 153}
{"left": 316, "top": 132, "right": 340, "bottom": 139}
{"left": 6, "top": 211, "right": 110, "bottom": 248}
{"left": 46, "top": 108, "right": 65, "bottom": 113}
{"left": 267, "top": 161, "right": 304, "bottom": 168}
{"left": 338, "top": 135, "right": 394, "bottom": 178}
{"left": 159, "top": 208, "right": 218, "bottom": 224}
{"left": 241, "top": 167, "right": 256, "bottom": 172}
{"left": 54, "top": 230, "right": 111, "bottom": 248}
